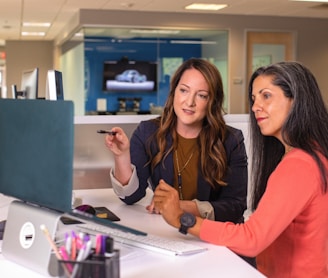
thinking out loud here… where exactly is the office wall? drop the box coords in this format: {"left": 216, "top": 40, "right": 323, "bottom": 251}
{"left": 5, "top": 41, "right": 54, "bottom": 98}
{"left": 4, "top": 11, "right": 328, "bottom": 110}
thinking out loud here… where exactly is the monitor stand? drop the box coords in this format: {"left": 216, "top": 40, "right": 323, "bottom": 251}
{"left": 2, "top": 200, "right": 63, "bottom": 277}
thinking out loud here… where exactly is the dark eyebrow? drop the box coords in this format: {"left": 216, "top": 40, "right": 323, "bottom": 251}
{"left": 179, "top": 83, "right": 190, "bottom": 89}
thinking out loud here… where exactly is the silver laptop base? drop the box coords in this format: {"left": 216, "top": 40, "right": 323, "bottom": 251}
{"left": 2, "top": 200, "right": 62, "bottom": 277}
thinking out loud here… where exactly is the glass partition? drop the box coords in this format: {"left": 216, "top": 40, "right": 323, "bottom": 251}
{"left": 61, "top": 27, "right": 228, "bottom": 115}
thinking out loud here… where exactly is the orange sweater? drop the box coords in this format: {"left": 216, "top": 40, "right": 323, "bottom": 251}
{"left": 200, "top": 149, "right": 328, "bottom": 277}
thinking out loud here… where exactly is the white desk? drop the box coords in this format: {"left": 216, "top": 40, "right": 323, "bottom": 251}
{"left": 0, "top": 189, "right": 265, "bottom": 278}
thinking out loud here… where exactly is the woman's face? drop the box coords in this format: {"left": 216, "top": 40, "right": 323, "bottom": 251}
{"left": 173, "top": 68, "right": 209, "bottom": 137}
{"left": 251, "top": 75, "right": 293, "bottom": 142}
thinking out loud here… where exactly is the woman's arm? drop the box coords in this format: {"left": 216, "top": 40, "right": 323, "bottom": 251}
{"left": 105, "top": 126, "right": 132, "bottom": 185}
{"left": 117, "top": 121, "right": 157, "bottom": 204}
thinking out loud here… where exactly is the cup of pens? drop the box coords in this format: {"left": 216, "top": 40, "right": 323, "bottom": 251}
{"left": 58, "top": 250, "right": 120, "bottom": 278}
{"left": 57, "top": 232, "right": 120, "bottom": 278}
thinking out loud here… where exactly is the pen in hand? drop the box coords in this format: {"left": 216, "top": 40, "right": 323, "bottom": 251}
{"left": 97, "top": 130, "right": 117, "bottom": 135}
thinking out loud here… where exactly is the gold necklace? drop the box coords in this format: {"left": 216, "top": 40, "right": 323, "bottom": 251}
{"left": 175, "top": 150, "right": 194, "bottom": 200}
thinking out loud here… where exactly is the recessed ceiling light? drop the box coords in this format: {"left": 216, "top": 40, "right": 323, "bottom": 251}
{"left": 22, "top": 22, "right": 51, "bottom": 27}
{"left": 185, "top": 3, "right": 228, "bottom": 11}
{"left": 21, "top": 31, "right": 45, "bottom": 36}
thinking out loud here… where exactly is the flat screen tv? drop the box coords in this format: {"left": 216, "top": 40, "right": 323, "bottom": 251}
{"left": 103, "top": 60, "right": 157, "bottom": 92}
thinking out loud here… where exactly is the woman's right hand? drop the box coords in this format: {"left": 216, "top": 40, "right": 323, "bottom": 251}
{"left": 146, "top": 198, "right": 161, "bottom": 214}
{"left": 105, "top": 127, "right": 132, "bottom": 185}
{"left": 104, "top": 127, "right": 130, "bottom": 156}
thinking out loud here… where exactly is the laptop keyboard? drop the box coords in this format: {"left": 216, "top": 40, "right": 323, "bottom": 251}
{"left": 77, "top": 223, "right": 207, "bottom": 256}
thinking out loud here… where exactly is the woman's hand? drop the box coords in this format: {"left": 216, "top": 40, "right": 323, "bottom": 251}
{"left": 104, "top": 127, "right": 130, "bottom": 156}
{"left": 153, "top": 180, "right": 183, "bottom": 229}
{"left": 146, "top": 198, "right": 161, "bottom": 214}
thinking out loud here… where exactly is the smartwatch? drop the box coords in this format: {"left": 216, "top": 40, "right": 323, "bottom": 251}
{"left": 179, "top": 212, "right": 196, "bottom": 235}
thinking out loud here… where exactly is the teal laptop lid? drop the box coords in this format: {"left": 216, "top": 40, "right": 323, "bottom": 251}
{"left": 0, "top": 99, "right": 74, "bottom": 213}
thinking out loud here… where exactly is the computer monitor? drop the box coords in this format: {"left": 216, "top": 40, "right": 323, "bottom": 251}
{"left": 20, "top": 68, "right": 39, "bottom": 99}
{"left": 10, "top": 84, "right": 18, "bottom": 98}
{"left": 0, "top": 99, "right": 74, "bottom": 213}
{"left": 45, "top": 70, "right": 64, "bottom": 100}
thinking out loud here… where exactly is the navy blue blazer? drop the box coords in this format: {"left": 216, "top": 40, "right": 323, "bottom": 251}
{"left": 123, "top": 118, "right": 248, "bottom": 224}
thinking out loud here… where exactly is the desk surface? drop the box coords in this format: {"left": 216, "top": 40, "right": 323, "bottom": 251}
{"left": 0, "top": 189, "right": 265, "bottom": 278}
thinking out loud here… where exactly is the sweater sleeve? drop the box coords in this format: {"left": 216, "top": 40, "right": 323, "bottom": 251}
{"left": 199, "top": 149, "right": 321, "bottom": 257}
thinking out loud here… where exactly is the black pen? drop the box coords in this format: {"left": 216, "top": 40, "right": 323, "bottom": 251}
{"left": 97, "top": 130, "right": 117, "bottom": 135}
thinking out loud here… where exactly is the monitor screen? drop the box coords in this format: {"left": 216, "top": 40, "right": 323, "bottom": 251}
{"left": 103, "top": 60, "right": 157, "bottom": 92}
{"left": 20, "top": 68, "right": 39, "bottom": 99}
{"left": 45, "top": 70, "right": 64, "bottom": 100}
{"left": 0, "top": 99, "right": 74, "bottom": 213}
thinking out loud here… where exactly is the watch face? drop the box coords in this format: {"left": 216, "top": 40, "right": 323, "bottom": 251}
{"left": 180, "top": 213, "right": 196, "bottom": 227}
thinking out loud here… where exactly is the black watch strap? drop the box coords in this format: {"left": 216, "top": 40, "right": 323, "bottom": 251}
{"left": 179, "top": 225, "right": 189, "bottom": 235}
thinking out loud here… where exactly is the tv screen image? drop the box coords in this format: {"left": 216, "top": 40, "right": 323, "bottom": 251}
{"left": 103, "top": 60, "right": 157, "bottom": 92}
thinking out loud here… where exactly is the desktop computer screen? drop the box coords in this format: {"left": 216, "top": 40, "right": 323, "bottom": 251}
{"left": 0, "top": 99, "right": 74, "bottom": 212}
{"left": 20, "top": 68, "right": 39, "bottom": 99}
{"left": 45, "top": 70, "right": 64, "bottom": 100}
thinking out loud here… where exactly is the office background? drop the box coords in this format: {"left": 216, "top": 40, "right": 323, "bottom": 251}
{"left": 3, "top": 9, "right": 328, "bottom": 115}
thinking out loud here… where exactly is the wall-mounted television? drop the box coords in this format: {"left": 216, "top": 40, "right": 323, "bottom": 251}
{"left": 103, "top": 60, "right": 157, "bottom": 92}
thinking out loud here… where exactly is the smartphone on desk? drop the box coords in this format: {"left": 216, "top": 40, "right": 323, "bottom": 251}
{"left": 94, "top": 206, "right": 120, "bottom": 221}
{"left": 61, "top": 206, "right": 120, "bottom": 225}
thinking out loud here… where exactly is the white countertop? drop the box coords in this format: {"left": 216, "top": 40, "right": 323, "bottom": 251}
{"left": 0, "top": 189, "right": 265, "bottom": 278}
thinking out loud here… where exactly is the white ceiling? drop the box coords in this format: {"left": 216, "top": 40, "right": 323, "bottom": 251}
{"left": 0, "top": 0, "right": 328, "bottom": 43}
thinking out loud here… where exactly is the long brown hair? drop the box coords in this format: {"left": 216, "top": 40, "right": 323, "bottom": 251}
{"left": 148, "top": 58, "right": 227, "bottom": 188}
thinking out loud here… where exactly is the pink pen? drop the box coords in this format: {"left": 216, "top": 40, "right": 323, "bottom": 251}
{"left": 70, "top": 231, "right": 77, "bottom": 260}
{"left": 95, "top": 234, "right": 102, "bottom": 255}
{"left": 60, "top": 245, "right": 73, "bottom": 273}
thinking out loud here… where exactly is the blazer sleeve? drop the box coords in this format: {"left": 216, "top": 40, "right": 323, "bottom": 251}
{"left": 209, "top": 127, "right": 248, "bottom": 223}
{"left": 118, "top": 120, "right": 158, "bottom": 204}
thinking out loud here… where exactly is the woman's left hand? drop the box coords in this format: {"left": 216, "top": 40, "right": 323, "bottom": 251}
{"left": 153, "top": 179, "right": 183, "bottom": 228}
